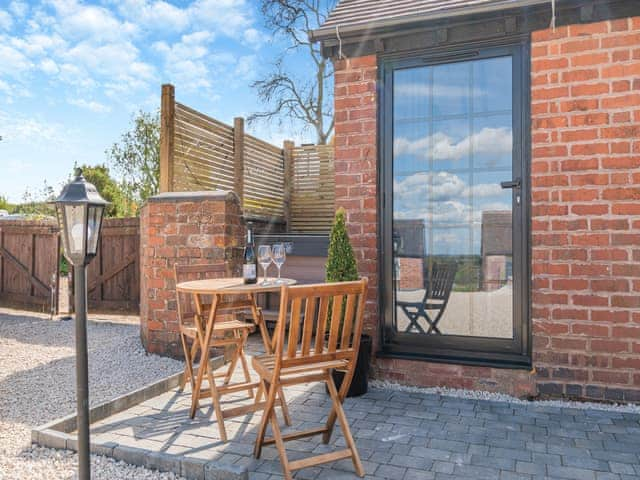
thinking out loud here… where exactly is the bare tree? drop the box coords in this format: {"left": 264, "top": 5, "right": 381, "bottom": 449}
{"left": 250, "top": 0, "right": 336, "bottom": 145}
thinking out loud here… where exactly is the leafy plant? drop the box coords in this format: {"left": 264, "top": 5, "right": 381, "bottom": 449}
{"left": 326, "top": 207, "right": 358, "bottom": 283}
{"left": 74, "top": 164, "right": 130, "bottom": 217}
{"left": 0, "top": 195, "right": 13, "bottom": 213}
{"left": 106, "top": 110, "right": 160, "bottom": 213}
{"left": 325, "top": 207, "right": 358, "bottom": 332}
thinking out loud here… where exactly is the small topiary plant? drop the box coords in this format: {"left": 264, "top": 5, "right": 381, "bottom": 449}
{"left": 325, "top": 208, "right": 359, "bottom": 333}
{"left": 326, "top": 207, "right": 358, "bottom": 283}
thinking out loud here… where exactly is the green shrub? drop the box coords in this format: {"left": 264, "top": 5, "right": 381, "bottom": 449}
{"left": 325, "top": 207, "right": 358, "bottom": 283}
{"left": 325, "top": 208, "right": 359, "bottom": 333}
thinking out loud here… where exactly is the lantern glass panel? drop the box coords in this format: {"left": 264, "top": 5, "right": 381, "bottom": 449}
{"left": 65, "top": 204, "right": 87, "bottom": 256}
{"left": 87, "top": 205, "right": 103, "bottom": 256}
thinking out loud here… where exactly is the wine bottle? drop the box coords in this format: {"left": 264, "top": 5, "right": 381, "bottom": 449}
{"left": 243, "top": 227, "right": 257, "bottom": 284}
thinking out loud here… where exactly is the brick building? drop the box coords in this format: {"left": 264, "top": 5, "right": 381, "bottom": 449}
{"left": 311, "top": 0, "right": 640, "bottom": 401}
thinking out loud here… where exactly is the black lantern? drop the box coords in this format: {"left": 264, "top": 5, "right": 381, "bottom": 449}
{"left": 55, "top": 169, "right": 108, "bottom": 266}
{"left": 53, "top": 169, "right": 108, "bottom": 480}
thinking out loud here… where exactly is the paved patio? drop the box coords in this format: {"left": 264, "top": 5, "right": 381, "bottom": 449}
{"left": 83, "top": 340, "right": 640, "bottom": 480}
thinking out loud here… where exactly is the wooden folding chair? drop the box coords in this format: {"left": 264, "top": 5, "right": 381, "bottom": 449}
{"left": 174, "top": 264, "right": 255, "bottom": 418}
{"left": 252, "top": 279, "right": 368, "bottom": 479}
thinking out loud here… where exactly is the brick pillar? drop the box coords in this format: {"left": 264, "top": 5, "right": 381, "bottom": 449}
{"left": 333, "top": 55, "right": 379, "bottom": 343}
{"left": 140, "top": 191, "right": 244, "bottom": 357}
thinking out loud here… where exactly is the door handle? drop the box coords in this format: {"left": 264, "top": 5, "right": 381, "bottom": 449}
{"left": 500, "top": 178, "right": 521, "bottom": 189}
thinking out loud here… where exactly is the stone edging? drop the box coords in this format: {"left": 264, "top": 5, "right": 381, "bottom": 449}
{"left": 32, "top": 357, "right": 246, "bottom": 480}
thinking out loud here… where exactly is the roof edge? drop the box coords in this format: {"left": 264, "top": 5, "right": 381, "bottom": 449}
{"left": 310, "top": 0, "right": 554, "bottom": 42}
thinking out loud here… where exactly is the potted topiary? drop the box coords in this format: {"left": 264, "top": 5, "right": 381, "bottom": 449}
{"left": 325, "top": 207, "right": 371, "bottom": 397}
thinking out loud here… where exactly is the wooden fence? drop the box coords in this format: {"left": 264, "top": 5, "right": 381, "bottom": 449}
{"left": 289, "top": 144, "right": 336, "bottom": 233}
{"left": 86, "top": 218, "right": 140, "bottom": 312}
{"left": 160, "top": 84, "right": 335, "bottom": 232}
{"left": 0, "top": 219, "right": 60, "bottom": 312}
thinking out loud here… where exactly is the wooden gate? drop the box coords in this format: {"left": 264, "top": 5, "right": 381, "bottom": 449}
{"left": 0, "top": 219, "right": 60, "bottom": 312}
{"left": 86, "top": 218, "right": 140, "bottom": 312}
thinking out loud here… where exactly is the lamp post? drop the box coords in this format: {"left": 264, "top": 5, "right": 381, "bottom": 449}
{"left": 53, "top": 169, "right": 108, "bottom": 480}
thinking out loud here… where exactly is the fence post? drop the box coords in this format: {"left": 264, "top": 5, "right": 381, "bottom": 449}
{"left": 283, "top": 140, "right": 294, "bottom": 232}
{"left": 160, "top": 84, "right": 175, "bottom": 193}
{"left": 233, "top": 117, "right": 245, "bottom": 206}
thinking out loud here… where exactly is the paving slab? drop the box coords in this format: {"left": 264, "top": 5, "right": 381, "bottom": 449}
{"left": 33, "top": 338, "right": 640, "bottom": 479}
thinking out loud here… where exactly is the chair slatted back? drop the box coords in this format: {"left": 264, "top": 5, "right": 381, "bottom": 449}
{"left": 425, "top": 263, "right": 457, "bottom": 301}
{"left": 273, "top": 279, "right": 368, "bottom": 373}
{"left": 174, "top": 263, "right": 227, "bottom": 326}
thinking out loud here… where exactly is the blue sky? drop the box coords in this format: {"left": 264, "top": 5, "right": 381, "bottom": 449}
{"left": 0, "top": 0, "right": 315, "bottom": 202}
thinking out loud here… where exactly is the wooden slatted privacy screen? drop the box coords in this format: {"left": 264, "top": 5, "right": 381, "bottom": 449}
{"left": 290, "top": 144, "right": 335, "bottom": 233}
{"left": 160, "top": 84, "right": 335, "bottom": 232}
{"left": 244, "top": 133, "right": 285, "bottom": 219}
{"left": 173, "top": 102, "right": 237, "bottom": 192}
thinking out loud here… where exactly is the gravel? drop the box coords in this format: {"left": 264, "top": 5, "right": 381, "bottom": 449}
{"left": 0, "top": 308, "right": 185, "bottom": 479}
{"left": 371, "top": 379, "right": 640, "bottom": 414}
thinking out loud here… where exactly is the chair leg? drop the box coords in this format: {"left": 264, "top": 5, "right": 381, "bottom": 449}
{"left": 179, "top": 333, "right": 193, "bottom": 392}
{"left": 269, "top": 402, "right": 293, "bottom": 480}
{"left": 188, "top": 340, "right": 200, "bottom": 389}
{"left": 206, "top": 359, "right": 228, "bottom": 442}
{"left": 238, "top": 330, "right": 254, "bottom": 398}
{"left": 254, "top": 381, "right": 264, "bottom": 404}
{"left": 325, "top": 373, "right": 364, "bottom": 477}
{"left": 223, "top": 334, "right": 240, "bottom": 386}
{"left": 254, "top": 378, "right": 278, "bottom": 459}
{"left": 277, "top": 385, "right": 292, "bottom": 426}
{"left": 323, "top": 368, "right": 353, "bottom": 444}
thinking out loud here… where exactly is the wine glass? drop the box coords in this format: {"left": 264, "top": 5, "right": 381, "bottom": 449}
{"left": 258, "top": 245, "right": 272, "bottom": 285}
{"left": 271, "top": 243, "right": 286, "bottom": 284}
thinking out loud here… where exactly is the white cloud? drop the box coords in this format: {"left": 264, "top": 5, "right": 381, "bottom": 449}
{"left": 62, "top": 40, "right": 154, "bottom": 88}
{"left": 58, "top": 62, "right": 96, "bottom": 88}
{"left": 68, "top": 97, "right": 111, "bottom": 113}
{"left": 114, "top": 0, "right": 189, "bottom": 32}
{"left": 243, "top": 27, "right": 263, "bottom": 48}
{"left": 0, "top": 110, "right": 64, "bottom": 144}
{"left": 394, "top": 127, "right": 512, "bottom": 162}
{"left": 153, "top": 31, "right": 215, "bottom": 91}
{"left": 48, "top": 0, "right": 138, "bottom": 42}
{"left": 113, "top": 0, "right": 257, "bottom": 42}
{"left": 393, "top": 171, "right": 508, "bottom": 225}
{"left": 0, "top": 43, "right": 32, "bottom": 75}
{"left": 39, "top": 58, "right": 59, "bottom": 74}
{"left": 0, "top": 10, "right": 13, "bottom": 31}
{"left": 189, "top": 0, "right": 254, "bottom": 38}
{"left": 10, "top": 32, "right": 67, "bottom": 57}
{"left": 9, "top": 1, "right": 29, "bottom": 18}
{"left": 234, "top": 55, "right": 256, "bottom": 79}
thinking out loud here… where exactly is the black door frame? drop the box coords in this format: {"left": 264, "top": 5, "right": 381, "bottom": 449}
{"left": 378, "top": 38, "right": 532, "bottom": 369}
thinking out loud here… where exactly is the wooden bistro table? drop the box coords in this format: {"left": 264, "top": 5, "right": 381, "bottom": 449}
{"left": 175, "top": 277, "right": 295, "bottom": 441}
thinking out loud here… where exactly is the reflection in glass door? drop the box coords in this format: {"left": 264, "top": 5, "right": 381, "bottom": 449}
{"left": 391, "top": 54, "right": 516, "bottom": 340}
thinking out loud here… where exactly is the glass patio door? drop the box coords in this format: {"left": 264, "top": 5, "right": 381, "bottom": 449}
{"left": 381, "top": 44, "right": 530, "bottom": 366}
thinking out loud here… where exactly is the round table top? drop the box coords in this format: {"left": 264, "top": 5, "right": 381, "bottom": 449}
{"left": 176, "top": 277, "right": 296, "bottom": 295}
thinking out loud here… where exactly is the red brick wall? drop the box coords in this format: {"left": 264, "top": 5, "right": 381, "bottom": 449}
{"left": 398, "top": 257, "right": 423, "bottom": 290}
{"left": 139, "top": 192, "right": 243, "bottom": 357}
{"left": 333, "top": 56, "right": 379, "bottom": 343}
{"left": 334, "top": 17, "right": 640, "bottom": 400}
{"left": 531, "top": 17, "right": 640, "bottom": 402}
